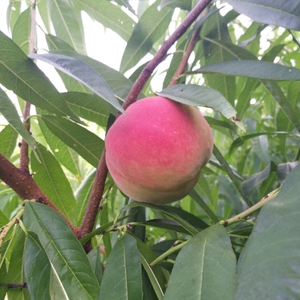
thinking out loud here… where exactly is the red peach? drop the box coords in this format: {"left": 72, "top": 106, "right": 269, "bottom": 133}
{"left": 105, "top": 96, "right": 213, "bottom": 204}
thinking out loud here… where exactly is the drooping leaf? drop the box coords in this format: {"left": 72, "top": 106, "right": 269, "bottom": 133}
{"left": 195, "top": 60, "right": 300, "bottom": 81}
{"left": 0, "top": 87, "right": 36, "bottom": 150}
{"left": 23, "top": 202, "right": 100, "bottom": 300}
{"left": 87, "top": 247, "right": 102, "bottom": 286}
{"left": 46, "top": 0, "right": 86, "bottom": 54}
{"left": 40, "top": 115, "right": 104, "bottom": 168}
{"left": 0, "top": 125, "right": 18, "bottom": 159}
{"left": 234, "top": 164, "right": 300, "bottom": 299}
{"left": 99, "top": 234, "right": 143, "bottom": 300}
{"left": 6, "top": 0, "right": 22, "bottom": 31}
{"left": 227, "top": 0, "right": 300, "bottom": 31}
{"left": 24, "top": 232, "right": 51, "bottom": 300}
{"left": 11, "top": 8, "right": 30, "bottom": 54}
{"left": 75, "top": 0, "right": 135, "bottom": 41}
{"left": 0, "top": 31, "right": 79, "bottom": 121}
{"left": 29, "top": 53, "right": 125, "bottom": 113}
{"left": 120, "top": 2, "right": 174, "bottom": 72}
{"left": 157, "top": 84, "right": 237, "bottom": 120}
{"left": 30, "top": 143, "right": 77, "bottom": 223}
{"left": 164, "top": 224, "right": 236, "bottom": 300}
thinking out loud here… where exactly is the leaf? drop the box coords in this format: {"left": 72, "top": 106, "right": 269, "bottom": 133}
{"left": 40, "top": 115, "right": 104, "bottom": 168}
{"left": 234, "top": 164, "right": 300, "bottom": 299}
{"left": 99, "top": 234, "right": 143, "bottom": 300}
{"left": 160, "top": 0, "right": 192, "bottom": 10}
{"left": 6, "top": 0, "right": 22, "bottom": 31}
{"left": 0, "top": 31, "right": 79, "bottom": 121}
{"left": 87, "top": 247, "right": 102, "bottom": 286}
{"left": 24, "top": 232, "right": 51, "bottom": 300}
{"left": 30, "top": 143, "right": 77, "bottom": 223}
{"left": 0, "top": 87, "right": 36, "bottom": 150}
{"left": 0, "top": 125, "right": 18, "bottom": 159}
{"left": 75, "top": 0, "right": 135, "bottom": 41}
{"left": 11, "top": 8, "right": 30, "bottom": 54}
{"left": 157, "top": 84, "right": 237, "bottom": 120}
{"left": 47, "top": 0, "right": 86, "bottom": 54}
{"left": 164, "top": 224, "right": 236, "bottom": 300}
{"left": 29, "top": 53, "right": 124, "bottom": 113}
{"left": 120, "top": 2, "right": 173, "bottom": 72}
{"left": 196, "top": 60, "right": 300, "bottom": 80}
{"left": 227, "top": 0, "right": 300, "bottom": 31}
{"left": 23, "top": 202, "right": 100, "bottom": 300}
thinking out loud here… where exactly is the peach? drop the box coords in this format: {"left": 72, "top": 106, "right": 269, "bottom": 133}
{"left": 105, "top": 96, "right": 213, "bottom": 204}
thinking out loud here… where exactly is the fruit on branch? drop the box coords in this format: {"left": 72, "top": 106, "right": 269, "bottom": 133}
{"left": 105, "top": 96, "right": 213, "bottom": 204}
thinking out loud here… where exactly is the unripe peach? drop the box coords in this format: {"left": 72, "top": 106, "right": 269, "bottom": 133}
{"left": 105, "top": 96, "right": 213, "bottom": 204}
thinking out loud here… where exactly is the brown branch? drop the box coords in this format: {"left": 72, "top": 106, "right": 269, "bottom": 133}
{"left": 0, "top": 152, "right": 78, "bottom": 234}
{"left": 78, "top": 0, "right": 214, "bottom": 249}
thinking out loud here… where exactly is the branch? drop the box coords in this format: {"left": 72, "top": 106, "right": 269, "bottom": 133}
{"left": 78, "top": 0, "right": 214, "bottom": 247}
{"left": 0, "top": 152, "right": 78, "bottom": 234}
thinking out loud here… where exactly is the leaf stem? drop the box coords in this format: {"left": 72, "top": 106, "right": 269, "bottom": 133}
{"left": 219, "top": 188, "right": 280, "bottom": 226}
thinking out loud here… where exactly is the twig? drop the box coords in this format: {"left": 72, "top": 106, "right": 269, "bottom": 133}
{"left": 78, "top": 0, "right": 214, "bottom": 250}
{"left": 219, "top": 189, "right": 280, "bottom": 226}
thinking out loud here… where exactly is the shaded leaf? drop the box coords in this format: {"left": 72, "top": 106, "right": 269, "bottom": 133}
{"left": 227, "top": 0, "right": 300, "bottom": 31}
{"left": 0, "top": 125, "right": 18, "bottom": 159}
{"left": 100, "top": 234, "right": 143, "bottom": 300}
{"left": 40, "top": 115, "right": 104, "bottom": 168}
{"left": 30, "top": 143, "right": 77, "bottom": 223}
{"left": 23, "top": 202, "right": 100, "bottom": 300}
{"left": 0, "top": 31, "right": 79, "bottom": 120}
{"left": 164, "top": 224, "right": 236, "bottom": 300}
{"left": 120, "top": 2, "right": 173, "bottom": 72}
{"left": 87, "top": 247, "right": 102, "bottom": 286}
{"left": 24, "top": 232, "right": 51, "bottom": 300}
{"left": 0, "top": 87, "right": 36, "bottom": 150}
{"left": 29, "top": 53, "right": 124, "bottom": 113}
{"left": 234, "top": 164, "right": 300, "bottom": 299}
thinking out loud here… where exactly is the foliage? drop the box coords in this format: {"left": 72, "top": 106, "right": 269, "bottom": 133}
{"left": 0, "top": 0, "right": 300, "bottom": 299}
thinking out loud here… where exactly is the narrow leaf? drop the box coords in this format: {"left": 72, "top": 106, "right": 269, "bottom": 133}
{"left": 0, "top": 125, "right": 18, "bottom": 159}
{"left": 30, "top": 143, "right": 77, "bottom": 222}
{"left": 164, "top": 225, "right": 236, "bottom": 300}
{"left": 23, "top": 202, "right": 100, "bottom": 300}
{"left": 0, "top": 31, "right": 79, "bottom": 120}
{"left": 87, "top": 247, "right": 102, "bottom": 286}
{"left": 0, "top": 87, "right": 36, "bottom": 150}
{"left": 29, "top": 53, "right": 124, "bottom": 113}
{"left": 196, "top": 60, "right": 300, "bottom": 81}
{"left": 40, "top": 115, "right": 104, "bottom": 168}
{"left": 120, "top": 3, "right": 173, "bottom": 72}
{"left": 157, "top": 84, "right": 237, "bottom": 120}
{"left": 24, "top": 232, "right": 51, "bottom": 300}
{"left": 100, "top": 234, "right": 143, "bottom": 300}
{"left": 227, "top": 0, "right": 300, "bottom": 31}
{"left": 234, "top": 164, "right": 300, "bottom": 299}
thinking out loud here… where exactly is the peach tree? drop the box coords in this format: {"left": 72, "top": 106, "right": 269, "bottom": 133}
{"left": 0, "top": 0, "right": 300, "bottom": 299}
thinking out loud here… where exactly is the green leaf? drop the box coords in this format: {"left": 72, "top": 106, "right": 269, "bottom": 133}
{"left": 234, "top": 164, "right": 300, "bottom": 299}
{"left": 6, "top": 0, "right": 22, "bottom": 31}
{"left": 0, "top": 125, "right": 18, "bottom": 159}
{"left": 87, "top": 247, "right": 102, "bottom": 286}
{"left": 0, "top": 31, "right": 79, "bottom": 121}
{"left": 196, "top": 60, "right": 300, "bottom": 80}
{"left": 30, "top": 143, "right": 77, "bottom": 223}
{"left": 0, "top": 87, "right": 36, "bottom": 150}
{"left": 157, "top": 84, "right": 237, "bottom": 120}
{"left": 74, "top": 0, "right": 135, "bottom": 41}
{"left": 160, "top": 0, "right": 191, "bottom": 10}
{"left": 24, "top": 232, "right": 51, "bottom": 300}
{"left": 11, "top": 8, "right": 30, "bottom": 54}
{"left": 164, "top": 224, "right": 236, "bottom": 300}
{"left": 47, "top": 0, "right": 86, "bottom": 54}
{"left": 74, "top": 170, "right": 96, "bottom": 227}
{"left": 29, "top": 53, "right": 124, "bottom": 113}
{"left": 120, "top": 2, "right": 173, "bottom": 72}
{"left": 63, "top": 92, "right": 115, "bottom": 127}
{"left": 23, "top": 202, "right": 100, "bottom": 300}
{"left": 227, "top": 0, "right": 300, "bottom": 31}
{"left": 40, "top": 115, "right": 104, "bottom": 168}
{"left": 99, "top": 234, "right": 143, "bottom": 300}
